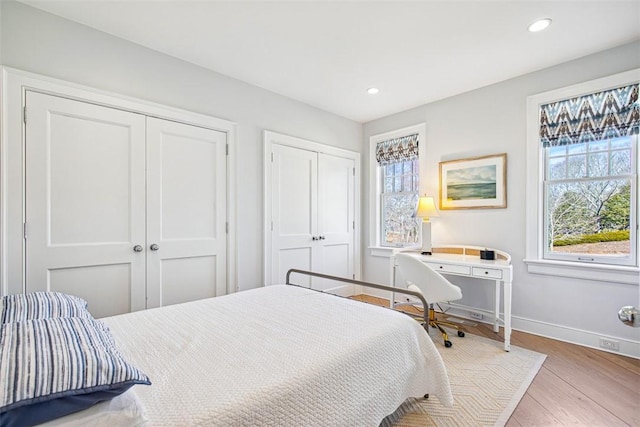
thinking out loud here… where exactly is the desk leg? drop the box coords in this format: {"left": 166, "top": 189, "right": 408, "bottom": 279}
{"left": 389, "top": 259, "right": 396, "bottom": 309}
{"left": 494, "top": 280, "right": 501, "bottom": 333}
{"left": 504, "top": 280, "right": 512, "bottom": 352}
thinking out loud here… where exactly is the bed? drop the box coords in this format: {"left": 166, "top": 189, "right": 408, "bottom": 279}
{"left": 2, "top": 271, "right": 453, "bottom": 426}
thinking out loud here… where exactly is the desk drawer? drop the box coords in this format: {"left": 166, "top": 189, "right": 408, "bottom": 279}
{"left": 472, "top": 267, "right": 503, "bottom": 279}
{"left": 428, "top": 263, "right": 471, "bottom": 275}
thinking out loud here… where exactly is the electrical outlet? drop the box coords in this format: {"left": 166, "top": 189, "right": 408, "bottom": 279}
{"left": 599, "top": 338, "right": 620, "bottom": 351}
{"left": 469, "top": 312, "right": 483, "bottom": 320}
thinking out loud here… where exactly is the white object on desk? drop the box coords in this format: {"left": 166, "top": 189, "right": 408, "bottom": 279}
{"left": 416, "top": 196, "right": 439, "bottom": 255}
{"left": 390, "top": 245, "right": 513, "bottom": 351}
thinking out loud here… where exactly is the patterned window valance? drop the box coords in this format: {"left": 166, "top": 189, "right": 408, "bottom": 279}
{"left": 540, "top": 83, "right": 639, "bottom": 147}
{"left": 375, "top": 134, "right": 419, "bottom": 166}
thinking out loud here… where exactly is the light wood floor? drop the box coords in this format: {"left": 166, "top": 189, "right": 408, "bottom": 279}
{"left": 352, "top": 294, "right": 640, "bottom": 426}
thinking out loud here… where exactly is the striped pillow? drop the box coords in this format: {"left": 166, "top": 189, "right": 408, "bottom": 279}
{"left": 0, "top": 316, "right": 151, "bottom": 426}
{"left": 1, "top": 292, "right": 90, "bottom": 323}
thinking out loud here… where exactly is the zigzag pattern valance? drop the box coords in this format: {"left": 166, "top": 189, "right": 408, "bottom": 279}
{"left": 540, "top": 83, "right": 639, "bottom": 147}
{"left": 375, "top": 134, "right": 419, "bottom": 166}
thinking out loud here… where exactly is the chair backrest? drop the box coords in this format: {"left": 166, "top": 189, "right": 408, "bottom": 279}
{"left": 395, "top": 253, "right": 462, "bottom": 305}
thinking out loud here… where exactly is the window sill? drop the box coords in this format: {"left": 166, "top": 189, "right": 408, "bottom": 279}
{"left": 369, "top": 247, "right": 394, "bottom": 258}
{"left": 369, "top": 245, "right": 421, "bottom": 258}
{"left": 523, "top": 258, "right": 639, "bottom": 285}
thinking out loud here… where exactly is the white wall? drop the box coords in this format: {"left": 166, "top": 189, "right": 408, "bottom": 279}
{"left": 363, "top": 41, "right": 640, "bottom": 356}
{"left": 2, "top": 1, "right": 638, "bottom": 356}
{"left": 0, "top": 1, "right": 362, "bottom": 292}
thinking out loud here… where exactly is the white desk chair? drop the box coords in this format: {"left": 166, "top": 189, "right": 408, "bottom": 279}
{"left": 395, "top": 253, "right": 465, "bottom": 347}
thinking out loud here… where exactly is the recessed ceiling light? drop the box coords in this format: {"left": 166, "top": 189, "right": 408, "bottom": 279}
{"left": 367, "top": 87, "right": 380, "bottom": 95}
{"left": 528, "top": 18, "right": 552, "bottom": 32}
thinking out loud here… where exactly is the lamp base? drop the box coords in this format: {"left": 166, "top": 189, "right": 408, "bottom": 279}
{"left": 421, "top": 220, "right": 433, "bottom": 255}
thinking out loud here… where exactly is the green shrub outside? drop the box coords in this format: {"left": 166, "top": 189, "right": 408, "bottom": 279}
{"left": 553, "top": 230, "right": 630, "bottom": 247}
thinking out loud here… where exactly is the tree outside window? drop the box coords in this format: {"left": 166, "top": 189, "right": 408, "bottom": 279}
{"left": 544, "top": 136, "right": 636, "bottom": 261}
{"left": 381, "top": 159, "right": 419, "bottom": 246}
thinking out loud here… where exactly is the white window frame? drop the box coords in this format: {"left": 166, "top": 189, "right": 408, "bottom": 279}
{"left": 369, "top": 123, "right": 426, "bottom": 257}
{"left": 543, "top": 137, "right": 637, "bottom": 266}
{"left": 525, "top": 69, "right": 640, "bottom": 284}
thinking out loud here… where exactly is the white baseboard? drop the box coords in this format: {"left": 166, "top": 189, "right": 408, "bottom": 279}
{"left": 441, "top": 305, "right": 639, "bottom": 359}
{"left": 358, "top": 291, "right": 640, "bottom": 359}
{"left": 510, "top": 315, "right": 640, "bottom": 360}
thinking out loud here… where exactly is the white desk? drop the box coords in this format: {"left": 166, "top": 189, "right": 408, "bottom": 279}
{"left": 390, "top": 246, "right": 513, "bottom": 351}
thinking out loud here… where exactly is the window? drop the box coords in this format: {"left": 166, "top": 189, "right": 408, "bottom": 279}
{"left": 369, "top": 124, "right": 426, "bottom": 251}
{"left": 544, "top": 136, "right": 636, "bottom": 266}
{"left": 381, "top": 158, "right": 419, "bottom": 246}
{"left": 526, "top": 70, "right": 639, "bottom": 281}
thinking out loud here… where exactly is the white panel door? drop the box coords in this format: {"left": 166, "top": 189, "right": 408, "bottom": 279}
{"left": 270, "top": 143, "right": 318, "bottom": 286}
{"left": 25, "top": 91, "right": 146, "bottom": 318}
{"left": 146, "top": 118, "right": 227, "bottom": 308}
{"left": 316, "top": 153, "right": 355, "bottom": 295}
{"left": 270, "top": 144, "right": 355, "bottom": 294}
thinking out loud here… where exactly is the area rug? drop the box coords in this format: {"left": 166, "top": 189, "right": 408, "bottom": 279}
{"left": 381, "top": 333, "right": 547, "bottom": 427}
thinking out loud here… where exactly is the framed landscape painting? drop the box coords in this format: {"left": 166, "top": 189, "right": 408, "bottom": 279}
{"left": 439, "top": 153, "right": 507, "bottom": 210}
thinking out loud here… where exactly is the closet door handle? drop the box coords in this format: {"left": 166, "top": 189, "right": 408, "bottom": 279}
{"left": 133, "top": 245, "right": 143, "bottom": 253}
{"left": 319, "top": 236, "right": 326, "bottom": 240}
{"left": 150, "top": 244, "right": 160, "bottom": 251}
{"left": 312, "top": 236, "right": 318, "bottom": 241}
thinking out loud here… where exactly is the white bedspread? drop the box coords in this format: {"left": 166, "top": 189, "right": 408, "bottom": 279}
{"left": 101, "top": 285, "right": 453, "bottom": 426}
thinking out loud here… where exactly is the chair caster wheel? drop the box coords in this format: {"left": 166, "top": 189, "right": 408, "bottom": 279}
{"left": 423, "top": 394, "right": 429, "bottom": 399}
{"left": 444, "top": 340, "right": 452, "bottom": 348}
{"left": 458, "top": 331, "right": 465, "bottom": 337}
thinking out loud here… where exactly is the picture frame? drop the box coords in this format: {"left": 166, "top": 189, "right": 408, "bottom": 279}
{"left": 439, "top": 153, "right": 507, "bottom": 210}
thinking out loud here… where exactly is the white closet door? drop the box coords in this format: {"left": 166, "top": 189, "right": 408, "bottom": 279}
{"left": 146, "top": 118, "right": 227, "bottom": 308}
{"left": 271, "top": 143, "right": 318, "bottom": 286}
{"left": 316, "top": 153, "right": 355, "bottom": 295}
{"left": 25, "top": 91, "right": 147, "bottom": 318}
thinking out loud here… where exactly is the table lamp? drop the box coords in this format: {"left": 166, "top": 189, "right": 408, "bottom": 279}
{"left": 416, "top": 196, "right": 439, "bottom": 255}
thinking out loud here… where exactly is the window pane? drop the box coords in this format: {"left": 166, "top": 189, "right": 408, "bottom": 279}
{"left": 548, "top": 157, "right": 566, "bottom": 180}
{"left": 549, "top": 145, "right": 567, "bottom": 157}
{"left": 588, "top": 152, "right": 608, "bottom": 177}
{"left": 385, "top": 164, "right": 395, "bottom": 176}
{"left": 382, "top": 193, "right": 419, "bottom": 246}
{"left": 567, "top": 155, "right": 586, "bottom": 178}
{"left": 546, "top": 179, "right": 631, "bottom": 256}
{"left": 384, "top": 177, "right": 393, "bottom": 193}
{"left": 588, "top": 140, "right": 608, "bottom": 152}
{"left": 568, "top": 143, "right": 586, "bottom": 155}
{"left": 393, "top": 177, "right": 402, "bottom": 192}
{"left": 610, "top": 150, "right": 632, "bottom": 175}
{"left": 403, "top": 176, "right": 413, "bottom": 191}
{"left": 394, "top": 163, "right": 403, "bottom": 175}
{"left": 403, "top": 161, "right": 413, "bottom": 174}
{"left": 611, "top": 136, "right": 631, "bottom": 149}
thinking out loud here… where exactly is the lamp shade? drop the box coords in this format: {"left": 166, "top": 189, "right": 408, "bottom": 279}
{"left": 416, "top": 196, "right": 440, "bottom": 219}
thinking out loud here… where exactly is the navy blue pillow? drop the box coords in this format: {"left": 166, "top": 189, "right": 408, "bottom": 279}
{"left": 0, "top": 317, "right": 151, "bottom": 426}
{"left": 1, "top": 388, "right": 134, "bottom": 427}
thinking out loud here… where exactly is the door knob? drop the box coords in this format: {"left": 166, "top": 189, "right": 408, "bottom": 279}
{"left": 150, "top": 244, "right": 160, "bottom": 251}
{"left": 133, "top": 245, "right": 143, "bottom": 252}
{"left": 319, "top": 236, "right": 326, "bottom": 240}
{"left": 619, "top": 306, "right": 639, "bottom": 327}
{"left": 312, "top": 236, "right": 318, "bottom": 241}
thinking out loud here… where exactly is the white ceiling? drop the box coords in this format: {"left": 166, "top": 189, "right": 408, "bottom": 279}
{"left": 20, "top": 1, "right": 640, "bottom": 123}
